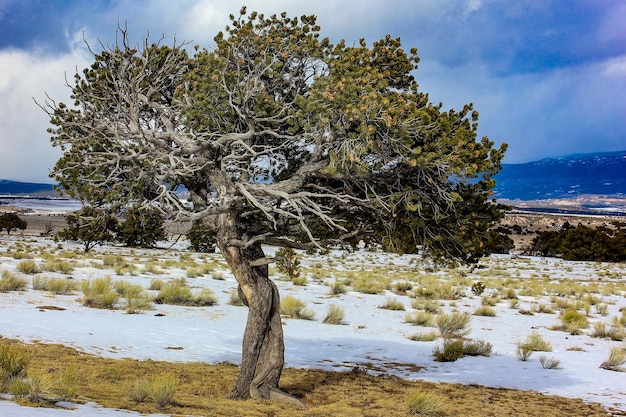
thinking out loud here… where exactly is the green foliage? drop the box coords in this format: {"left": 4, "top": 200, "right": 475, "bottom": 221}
{"left": 379, "top": 298, "right": 405, "bottom": 311}
{"left": 56, "top": 207, "right": 118, "bottom": 252}
{"left": 471, "top": 281, "right": 485, "bottom": 296}
{"left": 0, "top": 213, "right": 27, "bottom": 235}
{"left": 117, "top": 206, "right": 166, "bottom": 248}
{"left": 186, "top": 221, "right": 216, "bottom": 253}
{"left": 47, "top": 10, "right": 507, "bottom": 266}
{"left": 275, "top": 247, "right": 301, "bottom": 281}
{"left": 527, "top": 224, "right": 626, "bottom": 262}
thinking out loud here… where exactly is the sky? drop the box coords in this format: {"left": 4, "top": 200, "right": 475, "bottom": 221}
{"left": 0, "top": 0, "right": 624, "bottom": 183}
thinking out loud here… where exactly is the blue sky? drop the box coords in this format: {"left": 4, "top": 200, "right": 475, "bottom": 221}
{"left": 0, "top": 0, "right": 624, "bottom": 183}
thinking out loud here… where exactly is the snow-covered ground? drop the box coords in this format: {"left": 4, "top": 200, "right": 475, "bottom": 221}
{"left": 0, "top": 236, "right": 625, "bottom": 416}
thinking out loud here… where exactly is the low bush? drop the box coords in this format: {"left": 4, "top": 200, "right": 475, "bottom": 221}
{"left": 80, "top": 277, "right": 119, "bottom": 309}
{"left": 404, "top": 311, "right": 435, "bottom": 327}
{"left": 407, "top": 331, "right": 438, "bottom": 342}
{"left": 463, "top": 339, "right": 493, "bottom": 357}
{"left": 156, "top": 282, "right": 217, "bottom": 306}
{"left": 539, "top": 355, "right": 561, "bottom": 370}
{"left": 523, "top": 331, "right": 553, "bottom": 352}
{"left": 16, "top": 260, "right": 39, "bottom": 274}
{"left": 380, "top": 298, "right": 405, "bottom": 311}
{"left": 0, "top": 342, "right": 31, "bottom": 380}
{"left": 436, "top": 312, "right": 471, "bottom": 339}
{"left": 406, "top": 388, "right": 443, "bottom": 416}
{"left": 433, "top": 339, "right": 465, "bottom": 362}
{"left": 322, "top": 304, "right": 345, "bottom": 325}
{"left": 560, "top": 308, "right": 589, "bottom": 335}
{"left": 149, "top": 373, "right": 178, "bottom": 407}
{"left": 0, "top": 270, "right": 28, "bottom": 292}
{"left": 280, "top": 295, "right": 315, "bottom": 320}
{"left": 599, "top": 347, "right": 626, "bottom": 372}
{"left": 471, "top": 281, "right": 485, "bottom": 296}
{"left": 473, "top": 306, "right": 496, "bottom": 317}
{"left": 32, "top": 276, "right": 77, "bottom": 294}
{"left": 228, "top": 288, "right": 245, "bottom": 306}
{"left": 41, "top": 259, "right": 74, "bottom": 274}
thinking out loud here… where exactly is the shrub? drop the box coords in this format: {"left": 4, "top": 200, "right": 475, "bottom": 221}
{"left": 0, "top": 270, "right": 28, "bottom": 292}
{"left": 436, "top": 312, "right": 471, "bottom": 339}
{"left": 322, "top": 304, "right": 345, "bottom": 325}
{"left": 481, "top": 295, "right": 500, "bottom": 307}
{"left": 55, "top": 366, "right": 79, "bottom": 400}
{"left": 327, "top": 279, "right": 347, "bottom": 295}
{"left": 471, "top": 281, "right": 485, "bottom": 296}
{"left": 41, "top": 259, "right": 74, "bottom": 274}
{"left": 473, "top": 305, "right": 496, "bottom": 317}
{"left": 591, "top": 322, "right": 610, "bottom": 339}
{"left": 380, "top": 298, "right": 405, "bottom": 311}
{"left": 411, "top": 299, "right": 440, "bottom": 314}
{"left": 599, "top": 347, "right": 626, "bottom": 372}
{"left": 114, "top": 280, "right": 144, "bottom": 298}
{"left": 516, "top": 342, "right": 533, "bottom": 361}
{"left": 128, "top": 378, "right": 151, "bottom": 403}
{"left": 228, "top": 288, "right": 245, "bottom": 306}
{"left": 463, "top": 339, "right": 493, "bottom": 357}
{"left": 523, "top": 331, "right": 553, "bottom": 352}
{"left": 275, "top": 247, "right": 301, "bottom": 281}
{"left": 16, "top": 259, "right": 40, "bottom": 274}
{"left": 280, "top": 295, "right": 315, "bottom": 320}
{"left": 407, "top": 331, "right": 438, "bottom": 342}
{"left": 539, "top": 355, "right": 561, "bottom": 370}
{"left": 393, "top": 280, "right": 413, "bottom": 293}
{"left": 32, "top": 276, "right": 77, "bottom": 294}
{"left": 406, "top": 389, "right": 443, "bottom": 416}
{"left": 291, "top": 276, "right": 308, "bottom": 286}
{"left": 560, "top": 308, "right": 589, "bottom": 335}
{"left": 149, "top": 278, "right": 164, "bottom": 291}
{"left": 352, "top": 278, "right": 385, "bottom": 294}
{"left": 433, "top": 339, "right": 465, "bottom": 362}
{"left": 404, "top": 311, "right": 435, "bottom": 327}
{"left": 0, "top": 342, "right": 31, "bottom": 380}
{"left": 149, "top": 373, "right": 178, "bottom": 407}
{"left": 80, "top": 277, "right": 119, "bottom": 309}
{"left": 156, "top": 282, "right": 217, "bottom": 306}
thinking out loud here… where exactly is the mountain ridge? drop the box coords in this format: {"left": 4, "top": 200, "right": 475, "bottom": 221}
{"left": 493, "top": 150, "right": 626, "bottom": 200}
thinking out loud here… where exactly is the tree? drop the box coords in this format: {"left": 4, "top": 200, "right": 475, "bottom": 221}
{"left": 56, "top": 207, "right": 118, "bottom": 252}
{"left": 117, "top": 206, "right": 166, "bottom": 247}
{"left": 187, "top": 220, "right": 217, "bottom": 253}
{"left": 0, "top": 213, "right": 27, "bottom": 235}
{"left": 41, "top": 10, "right": 507, "bottom": 402}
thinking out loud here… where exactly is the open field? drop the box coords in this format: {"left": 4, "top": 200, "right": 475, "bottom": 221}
{"left": 0, "top": 225, "right": 625, "bottom": 416}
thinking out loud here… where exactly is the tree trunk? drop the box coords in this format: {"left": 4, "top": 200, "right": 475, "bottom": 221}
{"left": 217, "top": 216, "right": 302, "bottom": 406}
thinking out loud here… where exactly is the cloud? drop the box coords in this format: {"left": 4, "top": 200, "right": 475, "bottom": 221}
{"left": 0, "top": 46, "right": 90, "bottom": 182}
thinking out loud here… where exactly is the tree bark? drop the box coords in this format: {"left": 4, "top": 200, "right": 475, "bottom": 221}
{"left": 217, "top": 214, "right": 302, "bottom": 406}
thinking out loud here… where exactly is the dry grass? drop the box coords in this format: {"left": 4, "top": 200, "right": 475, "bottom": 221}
{"left": 0, "top": 338, "right": 610, "bottom": 417}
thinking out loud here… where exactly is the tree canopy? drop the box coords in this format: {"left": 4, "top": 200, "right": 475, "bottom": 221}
{"left": 42, "top": 9, "right": 507, "bottom": 402}
{"left": 0, "top": 213, "right": 27, "bottom": 235}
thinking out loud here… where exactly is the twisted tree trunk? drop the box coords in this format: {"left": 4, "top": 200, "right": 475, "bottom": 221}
{"left": 217, "top": 214, "right": 302, "bottom": 405}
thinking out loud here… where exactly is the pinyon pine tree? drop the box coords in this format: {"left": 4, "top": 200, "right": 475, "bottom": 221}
{"left": 41, "top": 9, "right": 507, "bottom": 402}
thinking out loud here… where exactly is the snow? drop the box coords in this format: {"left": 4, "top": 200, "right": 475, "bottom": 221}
{"left": 1, "top": 236, "right": 625, "bottom": 416}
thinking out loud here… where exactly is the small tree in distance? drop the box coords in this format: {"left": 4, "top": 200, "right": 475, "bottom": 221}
{"left": 0, "top": 213, "right": 27, "bottom": 235}
{"left": 117, "top": 206, "right": 166, "bottom": 248}
{"left": 56, "top": 207, "right": 118, "bottom": 252}
{"left": 41, "top": 9, "right": 507, "bottom": 402}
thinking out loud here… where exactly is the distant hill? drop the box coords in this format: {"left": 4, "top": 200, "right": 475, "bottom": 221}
{"left": 0, "top": 180, "right": 56, "bottom": 196}
{"left": 493, "top": 151, "right": 626, "bottom": 201}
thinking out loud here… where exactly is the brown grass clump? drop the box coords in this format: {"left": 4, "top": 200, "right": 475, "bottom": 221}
{"left": 0, "top": 338, "right": 611, "bottom": 417}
